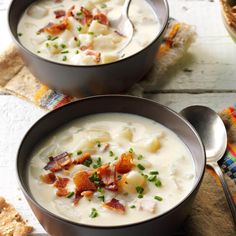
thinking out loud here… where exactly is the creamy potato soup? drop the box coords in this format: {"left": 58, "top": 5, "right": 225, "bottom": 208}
{"left": 17, "top": 0, "right": 159, "bottom": 65}
{"left": 28, "top": 113, "right": 196, "bottom": 226}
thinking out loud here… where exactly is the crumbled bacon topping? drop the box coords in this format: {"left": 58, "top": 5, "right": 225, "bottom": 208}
{"left": 79, "top": 7, "right": 93, "bottom": 25}
{"left": 103, "top": 198, "right": 125, "bottom": 213}
{"left": 97, "top": 165, "right": 118, "bottom": 191}
{"left": 39, "top": 20, "right": 68, "bottom": 35}
{"left": 80, "top": 44, "right": 93, "bottom": 51}
{"left": 81, "top": 190, "right": 94, "bottom": 198}
{"left": 73, "top": 153, "right": 91, "bottom": 165}
{"left": 66, "top": 5, "right": 75, "bottom": 18}
{"left": 115, "top": 153, "right": 134, "bottom": 174}
{"left": 54, "top": 10, "right": 66, "bottom": 19}
{"left": 40, "top": 173, "right": 56, "bottom": 184}
{"left": 44, "top": 152, "right": 72, "bottom": 172}
{"left": 54, "top": 176, "right": 69, "bottom": 189}
{"left": 85, "top": 50, "right": 101, "bottom": 63}
{"left": 94, "top": 13, "right": 109, "bottom": 25}
{"left": 56, "top": 188, "right": 69, "bottom": 197}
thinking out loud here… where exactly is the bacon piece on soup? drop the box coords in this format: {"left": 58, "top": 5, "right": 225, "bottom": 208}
{"left": 103, "top": 198, "right": 125, "bottom": 213}
{"left": 40, "top": 172, "right": 56, "bottom": 184}
{"left": 54, "top": 176, "right": 70, "bottom": 188}
{"left": 81, "top": 190, "right": 94, "bottom": 199}
{"left": 73, "top": 152, "right": 91, "bottom": 165}
{"left": 39, "top": 20, "right": 68, "bottom": 35}
{"left": 85, "top": 50, "right": 101, "bottom": 63}
{"left": 80, "top": 44, "right": 93, "bottom": 51}
{"left": 66, "top": 5, "right": 75, "bottom": 18}
{"left": 115, "top": 152, "right": 134, "bottom": 174}
{"left": 97, "top": 165, "right": 118, "bottom": 191}
{"left": 44, "top": 152, "right": 72, "bottom": 172}
{"left": 54, "top": 10, "right": 66, "bottom": 18}
{"left": 79, "top": 7, "right": 93, "bottom": 25}
{"left": 94, "top": 13, "right": 109, "bottom": 25}
{"left": 56, "top": 188, "right": 69, "bottom": 197}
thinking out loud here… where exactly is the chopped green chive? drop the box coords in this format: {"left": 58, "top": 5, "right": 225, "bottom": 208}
{"left": 89, "top": 172, "right": 101, "bottom": 185}
{"left": 130, "top": 205, "right": 136, "bottom": 209}
{"left": 83, "top": 157, "right": 93, "bottom": 167}
{"left": 155, "top": 178, "right": 162, "bottom": 187}
{"left": 77, "top": 26, "right": 82, "bottom": 32}
{"left": 36, "top": 31, "right": 41, "bottom": 35}
{"left": 100, "top": 3, "right": 107, "bottom": 8}
{"left": 136, "top": 186, "right": 144, "bottom": 194}
{"left": 76, "top": 11, "right": 82, "bottom": 16}
{"left": 150, "top": 171, "right": 159, "bottom": 175}
{"left": 109, "top": 150, "right": 114, "bottom": 157}
{"left": 37, "top": 50, "right": 41, "bottom": 54}
{"left": 114, "top": 156, "right": 118, "bottom": 160}
{"left": 88, "top": 32, "right": 94, "bottom": 35}
{"left": 129, "top": 148, "right": 134, "bottom": 153}
{"left": 60, "top": 44, "right": 66, "bottom": 49}
{"left": 97, "top": 195, "right": 105, "bottom": 202}
{"left": 138, "top": 194, "right": 143, "bottom": 198}
{"left": 75, "top": 50, "right": 79, "bottom": 54}
{"left": 148, "top": 175, "right": 157, "bottom": 182}
{"left": 61, "top": 50, "right": 69, "bottom": 54}
{"left": 17, "top": 33, "right": 23, "bottom": 37}
{"left": 46, "top": 42, "right": 50, "bottom": 48}
{"left": 154, "top": 195, "right": 163, "bottom": 201}
{"left": 90, "top": 208, "right": 98, "bottom": 218}
{"left": 117, "top": 175, "right": 122, "bottom": 180}
{"left": 47, "top": 35, "right": 58, "bottom": 41}
{"left": 77, "top": 150, "right": 83, "bottom": 155}
{"left": 52, "top": 36, "right": 58, "bottom": 41}
{"left": 97, "top": 187, "right": 104, "bottom": 193}
{"left": 53, "top": 44, "right": 58, "bottom": 49}
{"left": 137, "top": 164, "right": 145, "bottom": 171}
{"left": 137, "top": 154, "right": 144, "bottom": 160}
{"left": 62, "top": 56, "right": 67, "bottom": 61}
{"left": 47, "top": 35, "right": 52, "bottom": 40}
{"left": 93, "top": 157, "right": 102, "bottom": 169}
{"left": 97, "top": 141, "right": 101, "bottom": 148}
{"left": 66, "top": 192, "right": 74, "bottom": 198}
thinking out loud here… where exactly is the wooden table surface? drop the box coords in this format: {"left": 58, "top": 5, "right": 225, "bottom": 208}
{"left": 0, "top": 0, "right": 235, "bottom": 234}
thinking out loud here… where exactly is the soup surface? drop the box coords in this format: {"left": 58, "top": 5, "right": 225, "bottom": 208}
{"left": 28, "top": 113, "right": 195, "bottom": 226}
{"left": 17, "top": 0, "right": 160, "bottom": 65}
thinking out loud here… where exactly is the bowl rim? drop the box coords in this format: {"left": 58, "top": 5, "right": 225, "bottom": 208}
{"left": 16, "top": 94, "right": 206, "bottom": 229}
{"left": 8, "top": 0, "right": 169, "bottom": 68}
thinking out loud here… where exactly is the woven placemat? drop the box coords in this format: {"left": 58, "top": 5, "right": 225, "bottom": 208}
{"left": 0, "top": 19, "right": 235, "bottom": 235}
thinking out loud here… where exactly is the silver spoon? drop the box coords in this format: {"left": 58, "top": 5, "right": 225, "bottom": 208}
{"left": 109, "top": 0, "right": 134, "bottom": 51}
{"left": 180, "top": 105, "right": 236, "bottom": 225}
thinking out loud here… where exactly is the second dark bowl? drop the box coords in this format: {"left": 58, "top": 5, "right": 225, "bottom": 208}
{"left": 8, "top": 0, "right": 169, "bottom": 96}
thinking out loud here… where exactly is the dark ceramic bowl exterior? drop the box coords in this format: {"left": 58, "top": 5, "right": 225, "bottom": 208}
{"left": 8, "top": 0, "right": 169, "bottom": 96}
{"left": 17, "top": 95, "right": 205, "bottom": 236}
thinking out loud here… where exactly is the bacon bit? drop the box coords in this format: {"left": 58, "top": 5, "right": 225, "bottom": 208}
{"left": 74, "top": 191, "right": 82, "bottom": 205}
{"left": 44, "top": 152, "right": 72, "bottom": 172}
{"left": 73, "top": 153, "right": 91, "bottom": 165}
{"left": 40, "top": 173, "right": 56, "bottom": 184}
{"left": 54, "top": 176, "right": 69, "bottom": 189}
{"left": 115, "top": 153, "right": 134, "bottom": 174}
{"left": 80, "top": 7, "right": 93, "bottom": 25}
{"left": 102, "top": 143, "right": 110, "bottom": 152}
{"left": 81, "top": 190, "right": 94, "bottom": 198}
{"left": 97, "top": 165, "right": 118, "bottom": 191}
{"left": 66, "top": 5, "right": 75, "bottom": 18}
{"left": 54, "top": 10, "right": 66, "bottom": 19}
{"left": 85, "top": 50, "right": 101, "bottom": 63}
{"left": 103, "top": 198, "right": 125, "bottom": 213}
{"left": 56, "top": 188, "right": 69, "bottom": 197}
{"left": 54, "top": 0, "right": 63, "bottom": 3}
{"left": 94, "top": 13, "right": 109, "bottom": 25}
{"left": 73, "top": 171, "right": 96, "bottom": 195}
{"left": 40, "top": 20, "right": 68, "bottom": 35}
{"left": 80, "top": 44, "right": 93, "bottom": 51}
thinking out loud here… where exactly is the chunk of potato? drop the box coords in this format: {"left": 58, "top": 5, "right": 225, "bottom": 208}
{"left": 101, "top": 53, "right": 119, "bottom": 63}
{"left": 27, "top": 4, "right": 48, "bottom": 19}
{"left": 136, "top": 137, "right": 161, "bottom": 153}
{"left": 118, "top": 127, "right": 133, "bottom": 141}
{"left": 88, "top": 20, "right": 108, "bottom": 36}
{"left": 120, "top": 170, "right": 146, "bottom": 193}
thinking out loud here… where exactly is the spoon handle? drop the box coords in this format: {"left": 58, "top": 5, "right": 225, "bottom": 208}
{"left": 208, "top": 162, "right": 236, "bottom": 225}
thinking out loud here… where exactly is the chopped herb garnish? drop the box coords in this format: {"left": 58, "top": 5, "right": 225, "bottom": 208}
{"left": 77, "top": 26, "right": 82, "bottom": 32}
{"left": 47, "top": 35, "right": 58, "bottom": 41}
{"left": 66, "top": 192, "right": 74, "bottom": 198}
{"left": 109, "top": 150, "right": 114, "bottom": 157}
{"left": 148, "top": 175, "right": 156, "bottom": 182}
{"left": 97, "top": 141, "right": 101, "bottom": 148}
{"left": 141, "top": 173, "right": 148, "bottom": 179}
{"left": 52, "top": 36, "right": 58, "bottom": 41}
{"left": 117, "top": 175, "right": 122, "bottom": 180}
{"left": 155, "top": 178, "right": 162, "bottom": 187}
{"left": 37, "top": 51, "right": 41, "bottom": 54}
{"left": 47, "top": 35, "right": 52, "bottom": 40}
{"left": 114, "top": 156, "right": 118, "bottom": 160}
{"left": 17, "top": 33, "right": 23, "bottom": 37}
{"left": 97, "top": 187, "right": 104, "bottom": 193}
{"left": 136, "top": 186, "right": 144, "bottom": 194}
{"left": 121, "top": 53, "right": 125, "bottom": 58}
{"left": 61, "top": 50, "right": 69, "bottom": 54}
{"left": 53, "top": 44, "right": 58, "bottom": 49}
{"left": 100, "top": 3, "right": 107, "bottom": 8}
{"left": 36, "top": 31, "right": 41, "bottom": 35}
{"left": 75, "top": 50, "right": 79, "bottom": 54}
{"left": 97, "top": 195, "right": 105, "bottom": 202}
{"left": 137, "top": 164, "right": 145, "bottom": 171}
{"left": 149, "top": 171, "right": 159, "bottom": 175}
{"left": 89, "top": 208, "right": 98, "bottom": 218}
{"left": 138, "top": 194, "right": 143, "bottom": 198}
{"left": 137, "top": 154, "right": 144, "bottom": 160}
{"left": 62, "top": 56, "right": 67, "bottom": 61}
{"left": 76, "top": 11, "right": 82, "bottom": 16}
{"left": 89, "top": 172, "right": 101, "bottom": 185}
{"left": 60, "top": 44, "right": 66, "bottom": 49}
{"left": 93, "top": 157, "right": 102, "bottom": 169}
{"left": 83, "top": 157, "right": 93, "bottom": 167}
{"left": 130, "top": 205, "right": 136, "bottom": 209}
{"left": 88, "top": 32, "right": 94, "bottom": 35}
{"left": 46, "top": 42, "right": 50, "bottom": 48}
{"left": 129, "top": 148, "right": 134, "bottom": 153}
{"left": 77, "top": 150, "right": 83, "bottom": 155}
{"left": 154, "top": 195, "right": 163, "bottom": 201}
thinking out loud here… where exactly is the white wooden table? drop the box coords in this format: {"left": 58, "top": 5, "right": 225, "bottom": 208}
{"left": 0, "top": 0, "right": 236, "bottom": 234}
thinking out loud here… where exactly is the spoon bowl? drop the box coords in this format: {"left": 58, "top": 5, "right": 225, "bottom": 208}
{"left": 180, "top": 105, "right": 236, "bottom": 226}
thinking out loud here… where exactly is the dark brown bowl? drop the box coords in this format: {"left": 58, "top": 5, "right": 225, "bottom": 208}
{"left": 16, "top": 95, "right": 205, "bottom": 236}
{"left": 8, "top": 0, "right": 169, "bottom": 96}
